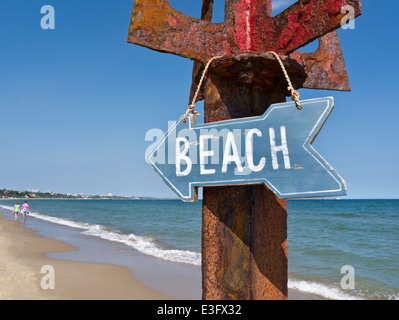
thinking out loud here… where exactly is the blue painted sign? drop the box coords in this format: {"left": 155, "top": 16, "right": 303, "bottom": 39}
{"left": 147, "top": 97, "right": 346, "bottom": 202}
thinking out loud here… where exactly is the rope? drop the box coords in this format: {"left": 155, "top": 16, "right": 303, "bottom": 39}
{"left": 183, "top": 56, "right": 223, "bottom": 123}
{"left": 183, "top": 52, "right": 302, "bottom": 123}
{"left": 266, "top": 51, "right": 302, "bottom": 111}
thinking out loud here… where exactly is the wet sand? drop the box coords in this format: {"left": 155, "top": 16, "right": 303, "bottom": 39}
{"left": 0, "top": 211, "right": 326, "bottom": 300}
{"left": 0, "top": 212, "right": 171, "bottom": 300}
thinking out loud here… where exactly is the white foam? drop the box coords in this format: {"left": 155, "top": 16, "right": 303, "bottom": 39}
{"left": 0, "top": 204, "right": 201, "bottom": 266}
{"left": 82, "top": 225, "right": 201, "bottom": 266}
{"left": 0, "top": 204, "right": 17, "bottom": 211}
{"left": 288, "top": 279, "right": 364, "bottom": 300}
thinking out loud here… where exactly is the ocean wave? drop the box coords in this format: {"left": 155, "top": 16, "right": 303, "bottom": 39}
{"left": 288, "top": 279, "right": 364, "bottom": 300}
{"left": 0, "top": 204, "right": 201, "bottom": 266}
{"left": 0, "top": 204, "right": 19, "bottom": 211}
{"left": 81, "top": 225, "right": 201, "bottom": 266}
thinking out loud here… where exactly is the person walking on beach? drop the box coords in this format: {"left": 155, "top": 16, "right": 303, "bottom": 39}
{"left": 21, "top": 201, "right": 30, "bottom": 223}
{"left": 13, "top": 202, "right": 20, "bottom": 221}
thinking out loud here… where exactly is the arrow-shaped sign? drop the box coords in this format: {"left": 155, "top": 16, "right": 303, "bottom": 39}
{"left": 147, "top": 97, "right": 346, "bottom": 202}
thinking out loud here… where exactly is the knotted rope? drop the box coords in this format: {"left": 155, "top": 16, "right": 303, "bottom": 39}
{"left": 267, "top": 51, "right": 302, "bottom": 111}
{"left": 183, "top": 56, "right": 222, "bottom": 123}
{"left": 183, "top": 52, "right": 302, "bottom": 123}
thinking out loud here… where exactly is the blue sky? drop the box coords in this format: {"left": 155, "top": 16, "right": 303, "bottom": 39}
{"left": 0, "top": 0, "right": 398, "bottom": 199}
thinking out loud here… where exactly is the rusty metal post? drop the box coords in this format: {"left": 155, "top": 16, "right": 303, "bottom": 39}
{"left": 200, "top": 54, "right": 305, "bottom": 300}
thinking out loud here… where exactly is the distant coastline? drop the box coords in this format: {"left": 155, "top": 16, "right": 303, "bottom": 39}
{"left": 0, "top": 188, "right": 174, "bottom": 201}
{"left": 1, "top": 188, "right": 397, "bottom": 201}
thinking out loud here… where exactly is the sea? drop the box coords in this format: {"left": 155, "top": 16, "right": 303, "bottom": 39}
{"left": 0, "top": 198, "right": 398, "bottom": 300}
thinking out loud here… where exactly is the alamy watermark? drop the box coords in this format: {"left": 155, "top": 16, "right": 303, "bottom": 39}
{"left": 340, "top": 265, "right": 355, "bottom": 290}
{"left": 341, "top": 5, "right": 356, "bottom": 30}
{"left": 39, "top": 4, "right": 356, "bottom": 32}
{"left": 40, "top": 5, "right": 55, "bottom": 30}
{"left": 40, "top": 265, "right": 55, "bottom": 290}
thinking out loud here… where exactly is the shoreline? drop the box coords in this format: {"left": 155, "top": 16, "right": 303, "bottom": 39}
{"left": 0, "top": 209, "right": 327, "bottom": 300}
{"left": 0, "top": 212, "right": 171, "bottom": 300}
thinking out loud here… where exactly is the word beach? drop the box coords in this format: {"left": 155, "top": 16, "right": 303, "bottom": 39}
{"left": 147, "top": 98, "right": 346, "bottom": 202}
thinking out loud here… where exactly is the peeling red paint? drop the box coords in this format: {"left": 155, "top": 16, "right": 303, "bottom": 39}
{"left": 167, "top": 15, "right": 179, "bottom": 30}
{"left": 128, "top": 0, "right": 361, "bottom": 63}
{"left": 290, "top": 30, "right": 351, "bottom": 91}
{"left": 323, "top": 0, "right": 345, "bottom": 15}
{"left": 230, "top": 0, "right": 273, "bottom": 52}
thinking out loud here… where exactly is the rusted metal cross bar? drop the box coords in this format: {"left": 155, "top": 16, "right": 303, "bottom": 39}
{"left": 127, "top": 0, "right": 361, "bottom": 300}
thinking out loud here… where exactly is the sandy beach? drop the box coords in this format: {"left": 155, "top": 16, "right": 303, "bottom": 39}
{"left": 0, "top": 212, "right": 171, "bottom": 300}
{"left": 0, "top": 209, "right": 326, "bottom": 300}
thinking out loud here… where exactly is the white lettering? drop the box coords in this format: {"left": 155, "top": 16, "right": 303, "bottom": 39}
{"left": 200, "top": 135, "right": 215, "bottom": 175}
{"left": 157, "top": 304, "right": 191, "bottom": 317}
{"left": 176, "top": 137, "right": 192, "bottom": 176}
{"left": 269, "top": 126, "right": 290, "bottom": 170}
{"left": 246, "top": 129, "right": 266, "bottom": 172}
{"left": 222, "top": 132, "right": 243, "bottom": 173}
